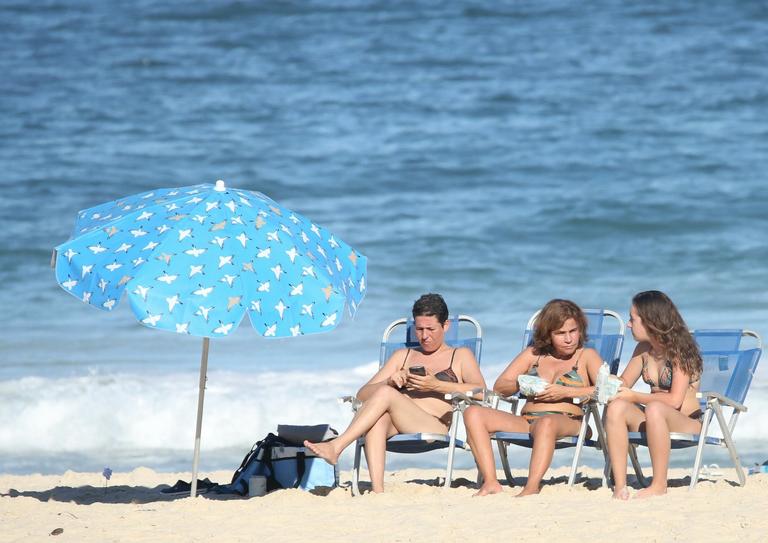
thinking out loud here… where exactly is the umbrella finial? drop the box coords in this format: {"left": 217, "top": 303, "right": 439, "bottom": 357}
{"left": 214, "top": 180, "right": 226, "bottom": 192}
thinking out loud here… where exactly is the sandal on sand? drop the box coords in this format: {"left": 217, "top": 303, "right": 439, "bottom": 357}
{"left": 700, "top": 464, "right": 723, "bottom": 478}
{"left": 161, "top": 478, "right": 217, "bottom": 494}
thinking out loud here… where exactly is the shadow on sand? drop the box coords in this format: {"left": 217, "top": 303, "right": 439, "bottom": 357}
{"left": 1, "top": 480, "right": 338, "bottom": 505}
{"left": 0, "top": 482, "right": 249, "bottom": 505}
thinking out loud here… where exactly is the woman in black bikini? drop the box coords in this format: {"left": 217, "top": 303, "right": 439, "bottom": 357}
{"left": 605, "top": 290, "right": 702, "bottom": 499}
{"left": 464, "top": 299, "right": 602, "bottom": 497}
{"left": 304, "top": 293, "right": 486, "bottom": 493}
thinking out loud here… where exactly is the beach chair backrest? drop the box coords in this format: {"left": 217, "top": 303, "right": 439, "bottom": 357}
{"left": 379, "top": 315, "right": 483, "bottom": 367}
{"left": 694, "top": 329, "right": 762, "bottom": 406}
{"left": 522, "top": 308, "right": 625, "bottom": 374}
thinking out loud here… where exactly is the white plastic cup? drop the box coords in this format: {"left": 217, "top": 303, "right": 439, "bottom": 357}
{"left": 248, "top": 475, "right": 267, "bottom": 497}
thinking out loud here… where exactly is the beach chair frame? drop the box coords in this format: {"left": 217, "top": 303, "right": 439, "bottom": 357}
{"left": 625, "top": 329, "right": 762, "bottom": 490}
{"left": 344, "top": 315, "right": 483, "bottom": 496}
{"left": 490, "top": 309, "right": 625, "bottom": 488}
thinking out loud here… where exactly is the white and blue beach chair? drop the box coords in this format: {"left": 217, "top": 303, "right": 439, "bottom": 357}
{"left": 344, "top": 315, "right": 482, "bottom": 496}
{"left": 626, "top": 329, "right": 762, "bottom": 490}
{"left": 489, "top": 309, "right": 625, "bottom": 487}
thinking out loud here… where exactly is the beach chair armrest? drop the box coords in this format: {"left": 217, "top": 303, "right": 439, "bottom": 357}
{"left": 478, "top": 388, "right": 507, "bottom": 407}
{"left": 573, "top": 393, "right": 597, "bottom": 406}
{"left": 338, "top": 395, "right": 362, "bottom": 411}
{"left": 445, "top": 390, "right": 478, "bottom": 402}
{"left": 491, "top": 392, "right": 521, "bottom": 413}
{"left": 447, "top": 387, "right": 495, "bottom": 402}
{"left": 696, "top": 391, "right": 746, "bottom": 412}
{"left": 445, "top": 389, "right": 492, "bottom": 410}
{"left": 445, "top": 388, "right": 512, "bottom": 409}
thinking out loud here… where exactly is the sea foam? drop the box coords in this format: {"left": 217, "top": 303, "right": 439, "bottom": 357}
{"left": 1, "top": 361, "right": 767, "bottom": 474}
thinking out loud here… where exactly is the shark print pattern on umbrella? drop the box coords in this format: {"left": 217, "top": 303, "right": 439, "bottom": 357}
{"left": 54, "top": 180, "right": 367, "bottom": 338}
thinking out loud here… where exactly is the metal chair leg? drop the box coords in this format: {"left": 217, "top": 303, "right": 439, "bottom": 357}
{"left": 689, "top": 408, "right": 714, "bottom": 490}
{"left": 629, "top": 444, "right": 649, "bottom": 487}
{"left": 591, "top": 404, "right": 612, "bottom": 489}
{"left": 712, "top": 403, "right": 746, "bottom": 487}
{"left": 497, "top": 440, "right": 514, "bottom": 487}
{"left": 351, "top": 439, "right": 362, "bottom": 496}
{"left": 568, "top": 409, "right": 591, "bottom": 486}
{"left": 444, "top": 409, "right": 460, "bottom": 488}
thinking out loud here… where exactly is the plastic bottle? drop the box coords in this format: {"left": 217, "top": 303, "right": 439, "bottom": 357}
{"left": 597, "top": 362, "right": 610, "bottom": 403}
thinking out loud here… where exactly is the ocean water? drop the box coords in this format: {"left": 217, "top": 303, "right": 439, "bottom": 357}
{"left": 1, "top": 0, "right": 767, "bottom": 475}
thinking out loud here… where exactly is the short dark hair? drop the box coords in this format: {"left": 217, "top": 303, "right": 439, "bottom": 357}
{"left": 412, "top": 293, "right": 449, "bottom": 324}
{"left": 532, "top": 299, "right": 588, "bottom": 356}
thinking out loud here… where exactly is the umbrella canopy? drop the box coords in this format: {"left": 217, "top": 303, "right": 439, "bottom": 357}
{"left": 53, "top": 180, "right": 367, "bottom": 496}
{"left": 54, "top": 180, "right": 366, "bottom": 337}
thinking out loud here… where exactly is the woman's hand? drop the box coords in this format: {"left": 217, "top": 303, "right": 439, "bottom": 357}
{"left": 405, "top": 372, "right": 441, "bottom": 392}
{"left": 388, "top": 369, "right": 408, "bottom": 389}
{"left": 533, "top": 384, "right": 570, "bottom": 402}
{"left": 611, "top": 386, "right": 635, "bottom": 402}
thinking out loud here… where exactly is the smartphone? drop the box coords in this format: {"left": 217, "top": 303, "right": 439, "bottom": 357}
{"left": 408, "top": 365, "right": 426, "bottom": 376}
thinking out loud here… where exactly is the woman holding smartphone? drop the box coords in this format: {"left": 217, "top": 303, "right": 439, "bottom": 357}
{"left": 304, "top": 293, "right": 486, "bottom": 493}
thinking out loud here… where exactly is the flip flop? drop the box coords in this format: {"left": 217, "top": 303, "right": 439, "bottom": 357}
{"left": 700, "top": 464, "right": 723, "bottom": 478}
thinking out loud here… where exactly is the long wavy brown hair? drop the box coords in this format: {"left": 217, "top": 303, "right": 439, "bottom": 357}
{"left": 632, "top": 290, "right": 702, "bottom": 377}
{"left": 532, "top": 299, "right": 588, "bottom": 356}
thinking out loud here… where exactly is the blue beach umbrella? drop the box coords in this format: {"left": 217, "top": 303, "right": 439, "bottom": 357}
{"left": 53, "top": 180, "right": 367, "bottom": 496}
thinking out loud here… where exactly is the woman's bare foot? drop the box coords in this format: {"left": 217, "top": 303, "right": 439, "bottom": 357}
{"left": 473, "top": 481, "right": 503, "bottom": 497}
{"left": 612, "top": 486, "right": 630, "bottom": 500}
{"left": 303, "top": 440, "right": 340, "bottom": 465}
{"left": 635, "top": 486, "right": 666, "bottom": 499}
{"left": 515, "top": 485, "right": 540, "bottom": 497}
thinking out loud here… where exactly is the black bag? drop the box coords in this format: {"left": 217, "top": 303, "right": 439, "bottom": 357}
{"left": 229, "top": 433, "right": 290, "bottom": 494}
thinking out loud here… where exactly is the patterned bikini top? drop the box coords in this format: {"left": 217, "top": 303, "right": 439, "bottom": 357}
{"left": 641, "top": 352, "right": 701, "bottom": 392}
{"left": 526, "top": 349, "right": 585, "bottom": 387}
{"left": 641, "top": 352, "right": 673, "bottom": 391}
{"left": 401, "top": 348, "right": 459, "bottom": 383}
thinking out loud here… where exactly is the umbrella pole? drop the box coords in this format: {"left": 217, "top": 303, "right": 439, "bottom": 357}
{"left": 190, "top": 337, "right": 210, "bottom": 498}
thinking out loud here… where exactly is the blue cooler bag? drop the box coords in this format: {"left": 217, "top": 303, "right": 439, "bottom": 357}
{"left": 229, "top": 428, "right": 338, "bottom": 495}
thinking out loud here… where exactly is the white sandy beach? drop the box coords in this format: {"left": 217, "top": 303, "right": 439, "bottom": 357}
{"left": 1, "top": 466, "right": 765, "bottom": 542}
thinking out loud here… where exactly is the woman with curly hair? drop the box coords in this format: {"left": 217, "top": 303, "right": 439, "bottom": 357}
{"left": 463, "top": 299, "right": 602, "bottom": 497}
{"left": 605, "top": 290, "right": 703, "bottom": 499}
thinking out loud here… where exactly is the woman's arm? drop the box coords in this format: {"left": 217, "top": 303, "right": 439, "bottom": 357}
{"left": 492, "top": 348, "right": 535, "bottom": 396}
{"left": 617, "top": 343, "right": 648, "bottom": 388}
{"left": 456, "top": 348, "right": 487, "bottom": 392}
{"left": 617, "top": 367, "right": 693, "bottom": 409}
{"left": 356, "top": 349, "right": 407, "bottom": 400}
{"left": 403, "top": 347, "right": 486, "bottom": 395}
{"left": 584, "top": 348, "right": 603, "bottom": 385}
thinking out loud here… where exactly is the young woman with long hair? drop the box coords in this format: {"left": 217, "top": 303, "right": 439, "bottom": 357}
{"left": 605, "top": 290, "right": 703, "bottom": 499}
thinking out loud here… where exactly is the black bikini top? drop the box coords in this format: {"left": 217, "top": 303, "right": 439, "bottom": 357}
{"left": 401, "top": 348, "right": 459, "bottom": 383}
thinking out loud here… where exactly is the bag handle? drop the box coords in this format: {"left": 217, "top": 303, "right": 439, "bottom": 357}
{"left": 293, "top": 451, "right": 307, "bottom": 488}
{"left": 260, "top": 435, "right": 282, "bottom": 492}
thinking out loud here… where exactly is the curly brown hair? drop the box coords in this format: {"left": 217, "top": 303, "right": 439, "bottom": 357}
{"left": 532, "top": 299, "right": 588, "bottom": 356}
{"left": 632, "top": 290, "right": 702, "bottom": 378}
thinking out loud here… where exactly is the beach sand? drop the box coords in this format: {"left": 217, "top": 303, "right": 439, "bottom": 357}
{"left": 1, "top": 466, "right": 765, "bottom": 542}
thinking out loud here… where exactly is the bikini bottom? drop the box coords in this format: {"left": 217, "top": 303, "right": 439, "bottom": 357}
{"left": 522, "top": 410, "right": 583, "bottom": 423}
